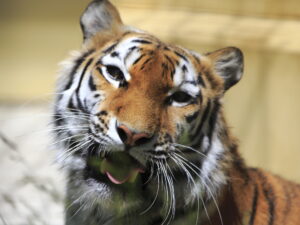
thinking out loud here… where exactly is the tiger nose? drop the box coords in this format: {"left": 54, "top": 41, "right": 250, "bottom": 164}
{"left": 117, "top": 124, "right": 152, "bottom": 146}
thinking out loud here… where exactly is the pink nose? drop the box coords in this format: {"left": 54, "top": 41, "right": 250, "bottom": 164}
{"left": 117, "top": 124, "right": 152, "bottom": 146}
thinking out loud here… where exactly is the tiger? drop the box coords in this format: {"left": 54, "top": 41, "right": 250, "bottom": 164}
{"left": 53, "top": 0, "right": 300, "bottom": 224}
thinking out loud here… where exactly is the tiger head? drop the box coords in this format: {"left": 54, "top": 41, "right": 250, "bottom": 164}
{"left": 54, "top": 0, "right": 243, "bottom": 216}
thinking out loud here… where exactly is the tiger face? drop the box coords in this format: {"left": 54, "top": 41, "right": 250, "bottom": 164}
{"left": 54, "top": 0, "right": 243, "bottom": 221}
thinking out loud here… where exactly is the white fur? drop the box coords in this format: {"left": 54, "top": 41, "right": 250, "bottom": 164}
{"left": 100, "top": 37, "right": 144, "bottom": 85}
{"left": 106, "top": 117, "right": 123, "bottom": 146}
{"left": 187, "top": 131, "right": 227, "bottom": 205}
{"left": 172, "top": 59, "right": 200, "bottom": 97}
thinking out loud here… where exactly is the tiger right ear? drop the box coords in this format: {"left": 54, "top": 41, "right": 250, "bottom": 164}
{"left": 206, "top": 47, "right": 244, "bottom": 91}
{"left": 80, "top": 0, "right": 123, "bottom": 41}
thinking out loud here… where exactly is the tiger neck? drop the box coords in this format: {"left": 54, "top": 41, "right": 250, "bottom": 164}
{"left": 194, "top": 108, "right": 248, "bottom": 225}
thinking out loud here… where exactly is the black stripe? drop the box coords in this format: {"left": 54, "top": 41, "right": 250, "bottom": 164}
{"left": 75, "top": 58, "right": 94, "bottom": 112}
{"left": 197, "top": 72, "right": 206, "bottom": 87}
{"left": 64, "top": 49, "right": 95, "bottom": 90}
{"left": 183, "top": 80, "right": 197, "bottom": 85}
{"left": 102, "top": 43, "right": 118, "bottom": 54}
{"left": 53, "top": 112, "right": 64, "bottom": 127}
{"left": 161, "top": 63, "right": 168, "bottom": 77}
{"left": 132, "top": 39, "right": 152, "bottom": 44}
{"left": 68, "top": 138, "right": 83, "bottom": 155}
{"left": 67, "top": 97, "right": 77, "bottom": 112}
{"left": 248, "top": 184, "right": 258, "bottom": 225}
{"left": 164, "top": 54, "right": 175, "bottom": 68}
{"left": 207, "top": 101, "right": 220, "bottom": 147}
{"left": 95, "top": 58, "right": 103, "bottom": 67}
{"left": 95, "top": 111, "right": 108, "bottom": 116}
{"left": 140, "top": 57, "right": 152, "bottom": 70}
{"left": 198, "top": 91, "right": 203, "bottom": 104}
{"left": 75, "top": 58, "right": 93, "bottom": 94}
{"left": 282, "top": 183, "right": 291, "bottom": 223}
{"left": 255, "top": 170, "right": 275, "bottom": 225}
{"left": 191, "top": 133, "right": 204, "bottom": 150}
{"left": 170, "top": 69, "right": 175, "bottom": 80}
{"left": 76, "top": 96, "right": 86, "bottom": 113}
{"left": 191, "top": 100, "right": 211, "bottom": 139}
{"left": 88, "top": 75, "right": 97, "bottom": 91}
{"left": 264, "top": 185, "right": 275, "bottom": 225}
{"left": 186, "top": 111, "right": 199, "bottom": 123}
{"left": 111, "top": 51, "right": 119, "bottom": 58}
{"left": 193, "top": 54, "right": 201, "bottom": 64}
{"left": 132, "top": 54, "right": 145, "bottom": 65}
{"left": 74, "top": 96, "right": 87, "bottom": 114}
{"left": 124, "top": 46, "right": 138, "bottom": 63}
{"left": 174, "top": 51, "right": 188, "bottom": 62}
{"left": 182, "top": 65, "right": 188, "bottom": 73}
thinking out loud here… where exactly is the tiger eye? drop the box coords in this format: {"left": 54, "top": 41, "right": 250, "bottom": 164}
{"left": 106, "top": 65, "right": 124, "bottom": 81}
{"left": 171, "top": 91, "right": 192, "bottom": 103}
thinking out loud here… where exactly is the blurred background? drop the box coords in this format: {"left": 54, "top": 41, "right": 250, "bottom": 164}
{"left": 0, "top": 0, "right": 299, "bottom": 224}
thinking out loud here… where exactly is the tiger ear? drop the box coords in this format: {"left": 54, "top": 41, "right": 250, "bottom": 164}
{"left": 206, "top": 47, "right": 244, "bottom": 91}
{"left": 80, "top": 0, "right": 123, "bottom": 41}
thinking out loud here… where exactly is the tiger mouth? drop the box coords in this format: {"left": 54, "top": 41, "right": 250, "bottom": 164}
{"left": 87, "top": 151, "right": 145, "bottom": 185}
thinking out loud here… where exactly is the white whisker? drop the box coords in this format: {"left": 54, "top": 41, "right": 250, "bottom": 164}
{"left": 172, "top": 151, "right": 223, "bottom": 225}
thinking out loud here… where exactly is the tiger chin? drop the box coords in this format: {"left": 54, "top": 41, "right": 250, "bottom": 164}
{"left": 53, "top": 0, "right": 300, "bottom": 224}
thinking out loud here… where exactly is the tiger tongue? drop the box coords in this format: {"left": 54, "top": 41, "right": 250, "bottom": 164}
{"left": 105, "top": 169, "right": 140, "bottom": 184}
{"left": 100, "top": 153, "right": 144, "bottom": 185}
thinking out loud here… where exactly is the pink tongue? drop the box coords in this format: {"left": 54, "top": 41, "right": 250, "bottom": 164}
{"left": 100, "top": 154, "right": 145, "bottom": 185}
{"left": 106, "top": 172, "right": 130, "bottom": 185}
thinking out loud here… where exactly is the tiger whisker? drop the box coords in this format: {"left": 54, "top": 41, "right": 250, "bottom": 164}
{"left": 56, "top": 138, "right": 91, "bottom": 162}
{"left": 160, "top": 161, "right": 175, "bottom": 225}
{"left": 49, "top": 133, "right": 88, "bottom": 148}
{"left": 172, "top": 151, "right": 223, "bottom": 225}
{"left": 68, "top": 188, "right": 95, "bottom": 220}
{"left": 170, "top": 153, "right": 211, "bottom": 225}
{"left": 140, "top": 164, "right": 160, "bottom": 215}
{"left": 172, "top": 143, "right": 208, "bottom": 159}
{"left": 165, "top": 162, "right": 176, "bottom": 224}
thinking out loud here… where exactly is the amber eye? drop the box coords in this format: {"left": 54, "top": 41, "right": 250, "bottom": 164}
{"left": 169, "top": 91, "right": 193, "bottom": 104}
{"left": 106, "top": 65, "right": 124, "bottom": 81}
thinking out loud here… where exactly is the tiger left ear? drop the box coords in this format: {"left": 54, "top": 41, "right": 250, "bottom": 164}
{"left": 80, "top": 0, "right": 123, "bottom": 41}
{"left": 206, "top": 47, "right": 244, "bottom": 91}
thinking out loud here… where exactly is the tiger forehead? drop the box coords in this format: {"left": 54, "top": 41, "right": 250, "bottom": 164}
{"left": 100, "top": 33, "right": 198, "bottom": 66}
{"left": 99, "top": 33, "right": 201, "bottom": 92}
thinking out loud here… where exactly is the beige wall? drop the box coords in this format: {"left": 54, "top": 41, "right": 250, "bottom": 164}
{"left": 0, "top": 0, "right": 300, "bottom": 181}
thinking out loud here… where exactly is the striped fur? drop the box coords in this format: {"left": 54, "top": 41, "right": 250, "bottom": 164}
{"left": 53, "top": 1, "right": 300, "bottom": 224}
